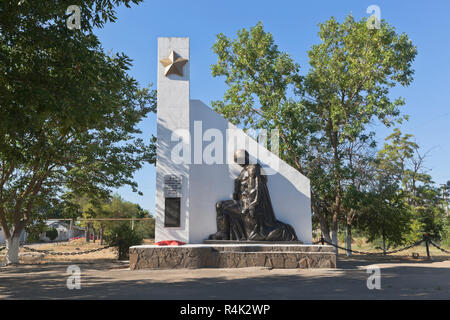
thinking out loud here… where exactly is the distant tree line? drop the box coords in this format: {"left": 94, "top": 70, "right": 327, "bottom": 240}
{"left": 210, "top": 18, "right": 449, "bottom": 252}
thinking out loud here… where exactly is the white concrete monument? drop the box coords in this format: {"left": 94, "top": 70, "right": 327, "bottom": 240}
{"left": 155, "top": 37, "right": 312, "bottom": 244}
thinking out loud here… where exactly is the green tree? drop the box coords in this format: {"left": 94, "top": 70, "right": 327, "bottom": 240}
{"left": 0, "top": 0, "right": 156, "bottom": 264}
{"left": 302, "top": 15, "right": 416, "bottom": 248}
{"left": 211, "top": 17, "right": 417, "bottom": 247}
{"left": 106, "top": 223, "right": 143, "bottom": 260}
{"left": 356, "top": 184, "right": 412, "bottom": 251}
{"left": 211, "top": 22, "right": 303, "bottom": 131}
{"left": 441, "top": 215, "right": 450, "bottom": 247}
{"left": 355, "top": 141, "right": 415, "bottom": 252}
{"left": 376, "top": 129, "right": 445, "bottom": 242}
{"left": 45, "top": 227, "right": 58, "bottom": 241}
{"left": 340, "top": 139, "right": 377, "bottom": 255}
{"left": 77, "top": 194, "right": 154, "bottom": 243}
{"left": 412, "top": 185, "right": 445, "bottom": 240}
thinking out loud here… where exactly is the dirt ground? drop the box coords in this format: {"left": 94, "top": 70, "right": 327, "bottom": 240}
{"left": 1, "top": 239, "right": 448, "bottom": 299}
{"left": 0, "top": 254, "right": 449, "bottom": 300}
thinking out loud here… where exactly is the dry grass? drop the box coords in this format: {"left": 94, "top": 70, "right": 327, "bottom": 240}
{"left": 314, "top": 237, "right": 450, "bottom": 259}
{"left": 142, "top": 239, "right": 155, "bottom": 245}
{"left": 0, "top": 238, "right": 155, "bottom": 264}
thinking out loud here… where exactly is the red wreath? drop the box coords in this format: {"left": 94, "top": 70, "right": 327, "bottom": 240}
{"left": 154, "top": 240, "right": 186, "bottom": 246}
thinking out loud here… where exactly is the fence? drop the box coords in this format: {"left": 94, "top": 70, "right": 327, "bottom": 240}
{"left": 314, "top": 233, "right": 450, "bottom": 260}
{"left": 0, "top": 243, "right": 112, "bottom": 256}
{"left": 1, "top": 234, "right": 449, "bottom": 259}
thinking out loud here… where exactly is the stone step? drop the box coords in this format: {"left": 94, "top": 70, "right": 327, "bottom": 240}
{"left": 216, "top": 251, "right": 336, "bottom": 269}
{"left": 203, "top": 240, "right": 305, "bottom": 245}
{"left": 129, "top": 244, "right": 336, "bottom": 270}
{"left": 212, "top": 245, "right": 334, "bottom": 253}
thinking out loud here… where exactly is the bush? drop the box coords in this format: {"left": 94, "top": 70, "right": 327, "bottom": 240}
{"left": 134, "top": 219, "right": 155, "bottom": 239}
{"left": 26, "top": 231, "right": 41, "bottom": 244}
{"left": 45, "top": 228, "right": 58, "bottom": 241}
{"left": 440, "top": 216, "right": 450, "bottom": 247}
{"left": 25, "top": 222, "right": 47, "bottom": 243}
{"left": 106, "top": 223, "right": 143, "bottom": 260}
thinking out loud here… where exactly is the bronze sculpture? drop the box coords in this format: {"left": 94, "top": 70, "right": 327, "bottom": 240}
{"left": 209, "top": 149, "right": 298, "bottom": 241}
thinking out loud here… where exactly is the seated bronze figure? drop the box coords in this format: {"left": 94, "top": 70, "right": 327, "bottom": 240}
{"left": 209, "top": 149, "right": 298, "bottom": 241}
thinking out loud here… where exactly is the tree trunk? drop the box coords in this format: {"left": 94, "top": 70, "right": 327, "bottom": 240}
{"left": 100, "top": 225, "right": 104, "bottom": 246}
{"left": 346, "top": 223, "right": 352, "bottom": 257}
{"left": 92, "top": 227, "right": 96, "bottom": 243}
{"left": 312, "top": 201, "right": 332, "bottom": 244}
{"left": 331, "top": 215, "right": 338, "bottom": 254}
{"left": 331, "top": 230, "right": 338, "bottom": 254}
{"left": 318, "top": 214, "right": 331, "bottom": 243}
{"left": 86, "top": 223, "right": 90, "bottom": 243}
{"left": 5, "top": 234, "right": 21, "bottom": 265}
{"left": 322, "top": 232, "right": 331, "bottom": 244}
{"left": 330, "top": 127, "right": 341, "bottom": 255}
{"left": 382, "top": 229, "right": 386, "bottom": 255}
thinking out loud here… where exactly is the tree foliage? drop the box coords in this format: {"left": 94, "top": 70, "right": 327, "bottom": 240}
{"left": 211, "top": 22, "right": 303, "bottom": 130}
{"left": 106, "top": 223, "right": 143, "bottom": 260}
{"left": 211, "top": 16, "right": 418, "bottom": 246}
{"left": 78, "top": 194, "right": 155, "bottom": 239}
{"left": 0, "top": 0, "right": 155, "bottom": 264}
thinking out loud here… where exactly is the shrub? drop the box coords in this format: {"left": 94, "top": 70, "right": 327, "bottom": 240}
{"left": 45, "top": 228, "right": 58, "bottom": 241}
{"left": 440, "top": 216, "right": 450, "bottom": 247}
{"left": 25, "top": 222, "right": 47, "bottom": 243}
{"left": 134, "top": 219, "right": 155, "bottom": 239}
{"left": 106, "top": 223, "right": 143, "bottom": 260}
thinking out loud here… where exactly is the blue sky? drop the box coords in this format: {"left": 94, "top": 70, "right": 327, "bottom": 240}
{"left": 94, "top": 0, "right": 450, "bottom": 213}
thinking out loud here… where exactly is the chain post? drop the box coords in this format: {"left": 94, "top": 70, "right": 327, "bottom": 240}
{"left": 423, "top": 233, "right": 431, "bottom": 260}
{"left": 320, "top": 236, "right": 325, "bottom": 246}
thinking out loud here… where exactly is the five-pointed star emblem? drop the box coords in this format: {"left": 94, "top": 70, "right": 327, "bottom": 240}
{"left": 160, "top": 50, "right": 188, "bottom": 76}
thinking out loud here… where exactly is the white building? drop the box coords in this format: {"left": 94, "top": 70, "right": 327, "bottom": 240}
{"left": 39, "top": 221, "right": 84, "bottom": 242}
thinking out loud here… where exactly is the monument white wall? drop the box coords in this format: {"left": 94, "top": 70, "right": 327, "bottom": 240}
{"left": 155, "top": 37, "right": 312, "bottom": 244}
{"left": 188, "top": 100, "right": 312, "bottom": 244}
{"left": 155, "top": 37, "right": 191, "bottom": 243}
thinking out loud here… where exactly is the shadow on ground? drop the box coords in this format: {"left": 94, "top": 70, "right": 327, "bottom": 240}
{"left": 0, "top": 256, "right": 449, "bottom": 300}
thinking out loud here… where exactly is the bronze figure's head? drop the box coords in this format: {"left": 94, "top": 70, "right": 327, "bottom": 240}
{"left": 233, "top": 149, "right": 249, "bottom": 167}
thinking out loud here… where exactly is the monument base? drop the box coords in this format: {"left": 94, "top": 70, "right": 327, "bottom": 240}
{"left": 203, "top": 240, "right": 305, "bottom": 245}
{"left": 129, "top": 244, "right": 336, "bottom": 270}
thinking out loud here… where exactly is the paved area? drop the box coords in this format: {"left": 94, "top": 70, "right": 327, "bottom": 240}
{"left": 0, "top": 256, "right": 449, "bottom": 299}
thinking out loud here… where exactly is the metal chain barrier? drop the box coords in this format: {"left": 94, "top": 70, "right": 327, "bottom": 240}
{"left": 429, "top": 241, "right": 450, "bottom": 255}
{"left": 322, "top": 239, "right": 424, "bottom": 256}
{"left": 21, "top": 244, "right": 113, "bottom": 256}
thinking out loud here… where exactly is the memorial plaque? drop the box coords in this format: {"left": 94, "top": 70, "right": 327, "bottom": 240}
{"left": 164, "top": 175, "right": 182, "bottom": 198}
{"left": 164, "top": 197, "right": 181, "bottom": 228}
